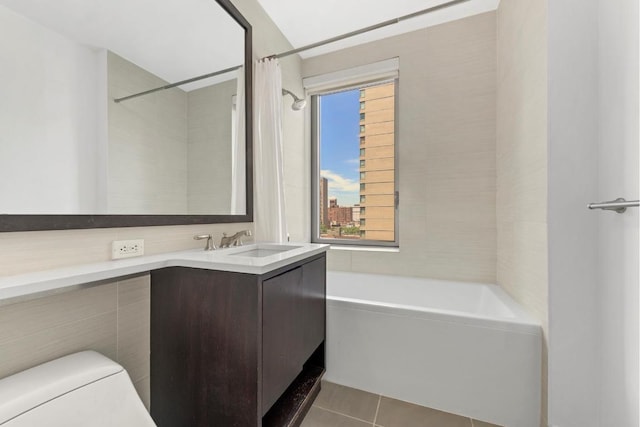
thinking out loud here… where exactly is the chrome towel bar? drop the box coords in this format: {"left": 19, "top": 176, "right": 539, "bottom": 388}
{"left": 588, "top": 198, "right": 639, "bottom": 213}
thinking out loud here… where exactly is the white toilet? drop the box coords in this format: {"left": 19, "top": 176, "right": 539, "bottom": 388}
{"left": 0, "top": 351, "right": 156, "bottom": 426}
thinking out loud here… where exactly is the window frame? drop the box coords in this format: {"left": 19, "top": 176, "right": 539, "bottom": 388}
{"left": 311, "top": 77, "right": 399, "bottom": 248}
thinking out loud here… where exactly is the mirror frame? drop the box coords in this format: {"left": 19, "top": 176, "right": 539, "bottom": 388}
{"left": 0, "top": 0, "right": 253, "bottom": 232}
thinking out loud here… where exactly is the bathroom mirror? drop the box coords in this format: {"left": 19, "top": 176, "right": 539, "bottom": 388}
{"left": 0, "top": 0, "right": 253, "bottom": 231}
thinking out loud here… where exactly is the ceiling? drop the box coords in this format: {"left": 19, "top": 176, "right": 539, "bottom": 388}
{"left": 0, "top": 0, "right": 244, "bottom": 90}
{"left": 256, "top": 0, "right": 499, "bottom": 58}
{"left": 2, "top": 0, "right": 500, "bottom": 92}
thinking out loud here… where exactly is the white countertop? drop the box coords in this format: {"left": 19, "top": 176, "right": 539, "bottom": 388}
{"left": 0, "top": 243, "right": 329, "bottom": 305}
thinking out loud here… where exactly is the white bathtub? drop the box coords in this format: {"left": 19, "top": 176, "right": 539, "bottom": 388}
{"left": 325, "top": 271, "right": 541, "bottom": 427}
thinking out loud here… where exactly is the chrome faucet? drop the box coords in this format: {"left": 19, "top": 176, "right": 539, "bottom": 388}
{"left": 219, "top": 230, "right": 252, "bottom": 248}
{"left": 194, "top": 234, "right": 216, "bottom": 251}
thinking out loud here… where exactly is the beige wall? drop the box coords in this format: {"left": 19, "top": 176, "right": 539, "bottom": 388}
{"left": 108, "top": 52, "right": 188, "bottom": 214}
{"left": 110, "top": 53, "right": 244, "bottom": 216}
{"left": 187, "top": 79, "right": 236, "bottom": 214}
{"left": 303, "top": 12, "right": 497, "bottom": 283}
{"left": 0, "top": 275, "right": 151, "bottom": 408}
{"left": 496, "top": 1, "right": 548, "bottom": 425}
{"left": 0, "top": 223, "right": 253, "bottom": 278}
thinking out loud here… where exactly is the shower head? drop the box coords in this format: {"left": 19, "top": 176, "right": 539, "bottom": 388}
{"left": 282, "top": 88, "right": 307, "bottom": 111}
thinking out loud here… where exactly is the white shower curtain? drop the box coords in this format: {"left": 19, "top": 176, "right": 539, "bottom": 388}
{"left": 254, "top": 58, "right": 288, "bottom": 243}
{"left": 230, "top": 66, "right": 245, "bottom": 214}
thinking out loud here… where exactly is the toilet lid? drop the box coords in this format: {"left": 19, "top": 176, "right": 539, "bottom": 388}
{"left": 0, "top": 351, "right": 125, "bottom": 424}
{"left": 0, "top": 351, "right": 156, "bottom": 427}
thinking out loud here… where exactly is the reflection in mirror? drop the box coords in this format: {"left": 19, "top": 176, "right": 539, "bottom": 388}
{"left": 0, "top": 0, "right": 246, "bottom": 216}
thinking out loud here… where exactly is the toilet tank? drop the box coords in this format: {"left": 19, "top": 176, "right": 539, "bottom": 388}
{"left": 0, "top": 351, "right": 156, "bottom": 427}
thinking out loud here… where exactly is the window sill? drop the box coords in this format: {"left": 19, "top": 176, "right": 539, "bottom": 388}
{"left": 329, "top": 245, "right": 400, "bottom": 253}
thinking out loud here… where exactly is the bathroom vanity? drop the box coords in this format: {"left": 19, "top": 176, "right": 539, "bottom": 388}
{"left": 0, "top": 243, "right": 328, "bottom": 427}
{"left": 151, "top": 251, "right": 326, "bottom": 427}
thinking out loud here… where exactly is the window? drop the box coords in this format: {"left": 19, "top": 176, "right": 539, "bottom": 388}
{"left": 311, "top": 79, "right": 398, "bottom": 246}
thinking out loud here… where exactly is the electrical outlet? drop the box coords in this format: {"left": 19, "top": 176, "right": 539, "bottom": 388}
{"left": 112, "top": 239, "right": 144, "bottom": 259}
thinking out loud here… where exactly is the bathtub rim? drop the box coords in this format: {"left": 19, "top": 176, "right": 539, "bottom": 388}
{"left": 326, "top": 272, "right": 542, "bottom": 335}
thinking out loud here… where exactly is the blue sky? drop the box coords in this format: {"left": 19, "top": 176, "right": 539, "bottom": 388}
{"left": 319, "top": 89, "right": 360, "bottom": 207}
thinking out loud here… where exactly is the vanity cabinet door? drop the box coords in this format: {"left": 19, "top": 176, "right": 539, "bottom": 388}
{"left": 300, "top": 257, "right": 326, "bottom": 361}
{"left": 262, "top": 267, "right": 304, "bottom": 415}
{"left": 151, "top": 267, "right": 261, "bottom": 427}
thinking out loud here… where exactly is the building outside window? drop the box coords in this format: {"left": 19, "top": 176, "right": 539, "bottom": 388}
{"left": 311, "top": 79, "right": 397, "bottom": 246}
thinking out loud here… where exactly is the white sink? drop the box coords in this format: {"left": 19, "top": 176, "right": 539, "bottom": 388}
{"left": 228, "top": 244, "right": 302, "bottom": 258}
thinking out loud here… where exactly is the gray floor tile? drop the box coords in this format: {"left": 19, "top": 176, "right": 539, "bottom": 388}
{"left": 471, "top": 420, "right": 502, "bottom": 427}
{"left": 376, "top": 397, "right": 472, "bottom": 427}
{"left": 301, "top": 407, "right": 373, "bottom": 427}
{"left": 313, "top": 381, "right": 380, "bottom": 422}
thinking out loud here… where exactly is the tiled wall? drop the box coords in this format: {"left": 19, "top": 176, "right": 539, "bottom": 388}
{"left": 0, "top": 223, "right": 253, "bottom": 277}
{"left": 187, "top": 79, "right": 237, "bottom": 214}
{"left": 108, "top": 52, "right": 189, "bottom": 214}
{"left": 0, "top": 275, "right": 151, "bottom": 408}
{"left": 496, "top": 1, "right": 548, "bottom": 425}
{"left": 302, "top": 12, "right": 497, "bottom": 283}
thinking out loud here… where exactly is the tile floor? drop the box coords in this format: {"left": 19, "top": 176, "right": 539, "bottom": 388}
{"left": 300, "top": 381, "right": 501, "bottom": 427}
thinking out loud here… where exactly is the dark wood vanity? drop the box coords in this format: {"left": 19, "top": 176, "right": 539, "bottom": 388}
{"left": 150, "top": 252, "right": 326, "bottom": 427}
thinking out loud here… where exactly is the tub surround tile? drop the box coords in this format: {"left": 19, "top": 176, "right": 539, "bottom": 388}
{"left": 496, "top": 0, "right": 548, "bottom": 423}
{"left": 314, "top": 381, "right": 380, "bottom": 422}
{"left": 326, "top": 248, "right": 352, "bottom": 271}
{"left": 301, "top": 407, "right": 372, "bottom": 427}
{"left": 375, "top": 397, "right": 472, "bottom": 427}
{"left": 304, "top": 12, "right": 496, "bottom": 284}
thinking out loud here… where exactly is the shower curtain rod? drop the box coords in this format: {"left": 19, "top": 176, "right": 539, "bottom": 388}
{"left": 113, "top": 0, "right": 471, "bottom": 103}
